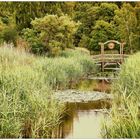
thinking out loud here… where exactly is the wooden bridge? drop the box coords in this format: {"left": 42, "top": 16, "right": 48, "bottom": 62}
{"left": 92, "top": 40, "right": 129, "bottom": 72}
{"left": 88, "top": 40, "right": 129, "bottom": 82}
{"left": 92, "top": 54, "right": 129, "bottom": 72}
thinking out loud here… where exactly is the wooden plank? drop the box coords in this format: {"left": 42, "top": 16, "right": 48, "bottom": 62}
{"left": 93, "top": 56, "right": 129, "bottom": 60}
{"left": 103, "top": 68, "right": 120, "bottom": 70}
{"left": 92, "top": 54, "right": 129, "bottom": 59}
{"left": 87, "top": 77, "right": 118, "bottom": 80}
{"left": 95, "top": 61, "right": 123, "bottom": 63}
{"left": 104, "top": 62, "right": 119, "bottom": 65}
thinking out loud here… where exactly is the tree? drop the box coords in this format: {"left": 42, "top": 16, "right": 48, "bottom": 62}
{"left": 22, "top": 28, "right": 45, "bottom": 54}
{"left": 2, "top": 27, "right": 17, "bottom": 46}
{"left": 89, "top": 20, "right": 116, "bottom": 51}
{"left": 74, "top": 3, "right": 118, "bottom": 49}
{"left": 0, "top": 2, "right": 139, "bottom": 54}
{"left": 0, "top": 2, "right": 64, "bottom": 30}
{"left": 24, "top": 14, "right": 79, "bottom": 56}
{"left": 61, "top": 2, "right": 76, "bottom": 18}
{"left": 0, "top": 13, "right": 17, "bottom": 46}
{"left": 135, "top": 2, "right": 140, "bottom": 51}
{"left": 114, "top": 3, "right": 138, "bottom": 53}
{"left": 97, "top": 3, "right": 118, "bottom": 22}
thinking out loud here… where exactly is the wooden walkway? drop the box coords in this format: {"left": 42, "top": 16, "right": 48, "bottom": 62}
{"left": 93, "top": 40, "right": 129, "bottom": 72}
{"left": 87, "top": 77, "right": 118, "bottom": 80}
{"left": 92, "top": 54, "right": 129, "bottom": 71}
{"left": 88, "top": 40, "right": 130, "bottom": 81}
{"left": 92, "top": 54, "right": 129, "bottom": 62}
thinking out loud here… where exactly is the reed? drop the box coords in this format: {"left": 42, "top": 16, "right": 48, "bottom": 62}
{"left": 0, "top": 46, "right": 65, "bottom": 138}
{"left": 103, "top": 53, "right": 140, "bottom": 138}
{"left": 41, "top": 49, "right": 96, "bottom": 89}
{"left": 0, "top": 46, "right": 96, "bottom": 138}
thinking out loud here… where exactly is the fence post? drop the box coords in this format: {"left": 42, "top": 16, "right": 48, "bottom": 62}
{"left": 99, "top": 42, "right": 104, "bottom": 72}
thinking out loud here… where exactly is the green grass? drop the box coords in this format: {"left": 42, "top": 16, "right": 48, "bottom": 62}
{"left": 0, "top": 46, "right": 96, "bottom": 138}
{"left": 0, "top": 47, "right": 65, "bottom": 138}
{"left": 41, "top": 49, "right": 96, "bottom": 89}
{"left": 103, "top": 52, "right": 140, "bottom": 138}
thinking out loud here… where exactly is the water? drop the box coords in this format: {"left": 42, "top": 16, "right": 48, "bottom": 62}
{"left": 51, "top": 79, "right": 112, "bottom": 138}
{"left": 51, "top": 101, "right": 111, "bottom": 138}
{"left": 64, "top": 111, "right": 104, "bottom": 138}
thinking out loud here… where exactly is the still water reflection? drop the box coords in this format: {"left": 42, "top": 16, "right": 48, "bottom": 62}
{"left": 52, "top": 101, "right": 111, "bottom": 139}
{"left": 65, "top": 110, "right": 104, "bottom": 138}
{"left": 51, "top": 79, "right": 112, "bottom": 138}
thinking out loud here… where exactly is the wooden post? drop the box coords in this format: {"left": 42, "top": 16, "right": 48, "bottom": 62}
{"left": 122, "top": 42, "right": 125, "bottom": 62}
{"left": 99, "top": 42, "right": 104, "bottom": 72}
{"left": 120, "top": 43, "right": 122, "bottom": 55}
{"left": 101, "top": 43, "right": 104, "bottom": 72}
{"left": 120, "top": 43, "right": 123, "bottom": 64}
{"left": 101, "top": 79, "right": 105, "bottom": 92}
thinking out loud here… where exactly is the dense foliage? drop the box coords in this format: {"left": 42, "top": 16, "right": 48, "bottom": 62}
{"left": 42, "top": 49, "right": 96, "bottom": 89}
{"left": 0, "top": 46, "right": 96, "bottom": 138}
{"left": 0, "top": 2, "right": 139, "bottom": 55}
{"left": 22, "top": 15, "right": 79, "bottom": 55}
{"left": 0, "top": 2, "right": 140, "bottom": 138}
{"left": 0, "top": 46, "right": 65, "bottom": 138}
{"left": 104, "top": 53, "right": 140, "bottom": 138}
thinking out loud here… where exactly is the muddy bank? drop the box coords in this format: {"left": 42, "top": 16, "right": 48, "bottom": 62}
{"left": 54, "top": 90, "right": 113, "bottom": 103}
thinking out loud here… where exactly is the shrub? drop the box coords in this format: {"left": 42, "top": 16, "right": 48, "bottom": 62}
{"left": 1, "top": 17, "right": 9, "bottom": 25}
{"left": 22, "top": 28, "right": 45, "bottom": 55}
{"left": 2, "top": 27, "right": 17, "bottom": 46}
{"left": 25, "top": 14, "right": 80, "bottom": 56}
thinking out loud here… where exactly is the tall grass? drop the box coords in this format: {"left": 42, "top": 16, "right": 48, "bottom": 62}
{"left": 0, "top": 46, "right": 96, "bottom": 138}
{"left": 103, "top": 53, "right": 140, "bottom": 138}
{"left": 0, "top": 47, "right": 65, "bottom": 138}
{"left": 41, "top": 50, "right": 96, "bottom": 89}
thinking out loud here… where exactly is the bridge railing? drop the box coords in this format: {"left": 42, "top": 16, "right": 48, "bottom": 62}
{"left": 92, "top": 54, "right": 129, "bottom": 62}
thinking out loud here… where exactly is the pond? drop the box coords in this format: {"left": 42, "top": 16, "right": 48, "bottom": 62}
{"left": 52, "top": 79, "right": 112, "bottom": 138}
{"left": 51, "top": 100, "right": 111, "bottom": 138}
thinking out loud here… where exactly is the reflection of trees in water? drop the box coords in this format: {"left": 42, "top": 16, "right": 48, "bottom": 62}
{"left": 61, "top": 114, "right": 74, "bottom": 138}
{"left": 50, "top": 105, "right": 75, "bottom": 138}
{"left": 50, "top": 101, "right": 111, "bottom": 138}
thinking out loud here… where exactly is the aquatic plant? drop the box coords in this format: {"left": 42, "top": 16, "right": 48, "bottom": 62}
{"left": 42, "top": 49, "right": 96, "bottom": 89}
{"left": 0, "top": 46, "right": 65, "bottom": 138}
{"left": 0, "top": 46, "right": 96, "bottom": 138}
{"left": 103, "top": 53, "right": 140, "bottom": 138}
